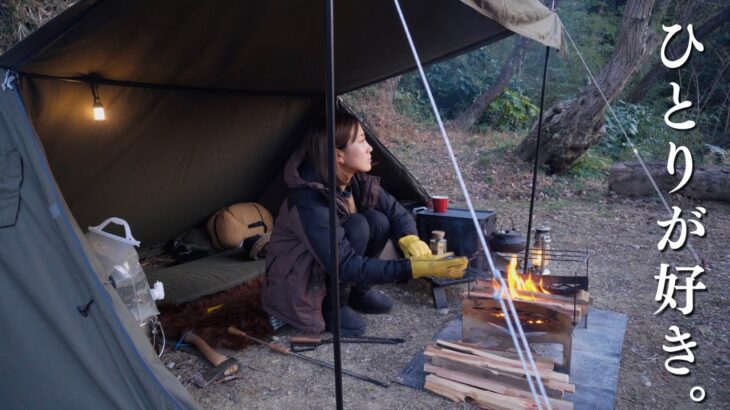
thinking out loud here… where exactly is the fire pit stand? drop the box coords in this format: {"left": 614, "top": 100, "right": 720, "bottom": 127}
{"left": 462, "top": 248, "right": 591, "bottom": 374}
{"left": 462, "top": 292, "right": 577, "bottom": 373}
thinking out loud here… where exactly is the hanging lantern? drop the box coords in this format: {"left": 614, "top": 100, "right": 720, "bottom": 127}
{"left": 90, "top": 83, "right": 105, "bottom": 121}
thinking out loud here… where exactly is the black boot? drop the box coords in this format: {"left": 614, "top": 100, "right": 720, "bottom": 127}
{"left": 348, "top": 286, "right": 393, "bottom": 314}
{"left": 322, "top": 287, "right": 367, "bottom": 337}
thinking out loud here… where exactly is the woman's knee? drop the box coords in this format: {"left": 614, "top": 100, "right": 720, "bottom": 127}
{"left": 362, "top": 209, "right": 390, "bottom": 237}
{"left": 343, "top": 213, "right": 370, "bottom": 254}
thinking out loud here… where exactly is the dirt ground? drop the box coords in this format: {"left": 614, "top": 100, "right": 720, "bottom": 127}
{"left": 161, "top": 100, "right": 730, "bottom": 409}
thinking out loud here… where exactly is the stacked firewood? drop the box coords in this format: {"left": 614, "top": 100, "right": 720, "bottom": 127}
{"left": 423, "top": 340, "right": 574, "bottom": 410}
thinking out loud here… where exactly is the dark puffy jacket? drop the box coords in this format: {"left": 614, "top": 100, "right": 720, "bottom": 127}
{"left": 262, "top": 149, "right": 415, "bottom": 333}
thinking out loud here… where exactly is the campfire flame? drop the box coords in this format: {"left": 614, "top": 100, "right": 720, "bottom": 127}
{"left": 492, "top": 255, "right": 550, "bottom": 300}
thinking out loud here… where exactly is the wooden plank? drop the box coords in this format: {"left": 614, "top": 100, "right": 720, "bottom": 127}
{"left": 425, "top": 375, "right": 573, "bottom": 410}
{"left": 436, "top": 340, "right": 555, "bottom": 371}
{"left": 425, "top": 374, "right": 534, "bottom": 410}
{"left": 429, "top": 354, "right": 539, "bottom": 390}
{"left": 428, "top": 354, "right": 574, "bottom": 396}
{"left": 425, "top": 345, "right": 571, "bottom": 384}
{"left": 424, "top": 363, "right": 574, "bottom": 410}
{"left": 546, "top": 378, "right": 575, "bottom": 393}
{"left": 452, "top": 341, "right": 555, "bottom": 365}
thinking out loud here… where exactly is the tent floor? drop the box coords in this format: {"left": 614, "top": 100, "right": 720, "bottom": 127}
{"left": 146, "top": 250, "right": 265, "bottom": 305}
{"left": 143, "top": 237, "right": 401, "bottom": 307}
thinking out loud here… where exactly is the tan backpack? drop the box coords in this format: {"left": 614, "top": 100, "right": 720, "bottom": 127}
{"left": 207, "top": 203, "right": 274, "bottom": 250}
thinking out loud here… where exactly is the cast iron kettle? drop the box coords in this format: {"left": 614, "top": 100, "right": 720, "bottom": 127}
{"left": 488, "top": 229, "right": 527, "bottom": 253}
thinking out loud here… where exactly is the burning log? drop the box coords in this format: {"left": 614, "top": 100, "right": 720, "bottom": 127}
{"left": 466, "top": 290, "right": 587, "bottom": 322}
{"left": 483, "top": 254, "right": 590, "bottom": 322}
{"left": 514, "top": 289, "right": 590, "bottom": 304}
{"left": 423, "top": 342, "right": 575, "bottom": 410}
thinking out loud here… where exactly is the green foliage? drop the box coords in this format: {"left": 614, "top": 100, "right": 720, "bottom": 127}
{"left": 478, "top": 152, "right": 491, "bottom": 170}
{"left": 391, "top": 0, "right": 626, "bottom": 130}
{"left": 392, "top": 86, "right": 433, "bottom": 124}
{"left": 599, "top": 102, "right": 651, "bottom": 161}
{"left": 599, "top": 101, "right": 705, "bottom": 163}
{"left": 518, "top": 1, "right": 623, "bottom": 108}
{"left": 566, "top": 149, "right": 612, "bottom": 179}
{"left": 629, "top": 20, "right": 730, "bottom": 157}
{"left": 481, "top": 89, "right": 539, "bottom": 130}
{"left": 393, "top": 39, "right": 514, "bottom": 121}
{"left": 703, "top": 144, "right": 729, "bottom": 166}
{"left": 489, "top": 139, "right": 516, "bottom": 157}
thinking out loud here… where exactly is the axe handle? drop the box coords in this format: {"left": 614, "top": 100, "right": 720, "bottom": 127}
{"left": 184, "top": 333, "right": 228, "bottom": 367}
{"left": 290, "top": 335, "right": 322, "bottom": 345}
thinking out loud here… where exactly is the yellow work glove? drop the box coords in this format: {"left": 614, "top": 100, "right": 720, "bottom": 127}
{"left": 398, "top": 235, "right": 432, "bottom": 258}
{"left": 410, "top": 254, "right": 468, "bottom": 280}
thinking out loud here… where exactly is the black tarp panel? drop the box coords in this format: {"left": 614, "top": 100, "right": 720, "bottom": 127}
{"left": 20, "top": 76, "right": 316, "bottom": 244}
{"left": 1, "top": 0, "right": 512, "bottom": 94}
{"left": 19, "top": 77, "right": 429, "bottom": 245}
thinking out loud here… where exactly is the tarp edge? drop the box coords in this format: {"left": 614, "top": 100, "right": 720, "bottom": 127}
{"left": 460, "top": 0, "right": 568, "bottom": 58}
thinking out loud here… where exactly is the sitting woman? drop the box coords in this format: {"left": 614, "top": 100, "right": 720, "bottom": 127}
{"left": 262, "top": 112, "right": 467, "bottom": 336}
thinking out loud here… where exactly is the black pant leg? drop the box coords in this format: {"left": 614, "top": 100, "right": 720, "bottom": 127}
{"left": 343, "top": 213, "right": 370, "bottom": 255}
{"left": 326, "top": 214, "right": 371, "bottom": 305}
{"left": 360, "top": 209, "right": 391, "bottom": 258}
{"left": 351, "top": 209, "right": 391, "bottom": 296}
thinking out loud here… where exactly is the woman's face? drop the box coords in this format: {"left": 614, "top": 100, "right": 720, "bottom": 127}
{"left": 337, "top": 124, "right": 372, "bottom": 175}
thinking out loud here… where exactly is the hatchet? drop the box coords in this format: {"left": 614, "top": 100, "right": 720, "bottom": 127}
{"left": 183, "top": 332, "right": 239, "bottom": 388}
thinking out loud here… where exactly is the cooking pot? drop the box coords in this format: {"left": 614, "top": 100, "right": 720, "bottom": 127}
{"left": 488, "top": 229, "right": 527, "bottom": 253}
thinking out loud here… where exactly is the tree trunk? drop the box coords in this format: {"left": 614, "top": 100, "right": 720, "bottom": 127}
{"left": 451, "top": 37, "right": 531, "bottom": 130}
{"left": 608, "top": 162, "right": 730, "bottom": 202}
{"left": 515, "top": 0, "right": 659, "bottom": 174}
{"left": 625, "top": 4, "right": 730, "bottom": 103}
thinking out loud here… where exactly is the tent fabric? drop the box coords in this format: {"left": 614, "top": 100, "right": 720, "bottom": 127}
{"left": 0, "top": 0, "right": 565, "bottom": 94}
{"left": 19, "top": 76, "right": 318, "bottom": 244}
{"left": 18, "top": 77, "right": 428, "bottom": 245}
{"left": 0, "top": 76, "right": 198, "bottom": 409}
{"left": 462, "top": 0, "right": 568, "bottom": 58}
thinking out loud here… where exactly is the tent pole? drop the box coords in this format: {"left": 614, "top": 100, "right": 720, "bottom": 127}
{"left": 324, "top": 1, "right": 344, "bottom": 409}
{"left": 523, "top": 46, "right": 551, "bottom": 274}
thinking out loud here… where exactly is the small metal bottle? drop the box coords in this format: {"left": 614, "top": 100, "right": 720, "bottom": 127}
{"left": 430, "top": 230, "right": 447, "bottom": 256}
